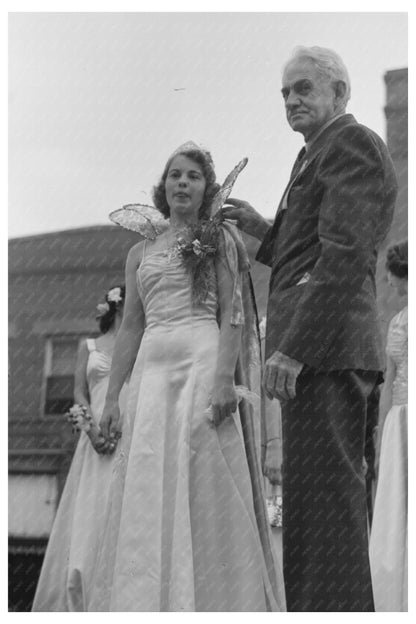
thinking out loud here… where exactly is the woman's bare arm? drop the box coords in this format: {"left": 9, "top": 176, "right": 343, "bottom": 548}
{"left": 211, "top": 234, "right": 242, "bottom": 426}
{"left": 100, "top": 242, "right": 146, "bottom": 440}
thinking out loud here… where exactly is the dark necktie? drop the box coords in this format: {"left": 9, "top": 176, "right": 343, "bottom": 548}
{"left": 290, "top": 146, "right": 306, "bottom": 179}
{"left": 280, "top": 147, "right": 307, "bottom": 212}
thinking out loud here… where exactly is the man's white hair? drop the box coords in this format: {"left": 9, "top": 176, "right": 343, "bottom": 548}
{"left": 284, "top": 46, "right": 351, "bottom": 109}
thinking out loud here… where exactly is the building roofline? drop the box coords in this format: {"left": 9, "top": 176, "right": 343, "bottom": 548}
{"left": 9, "top": 223, "right": 118, "bottom": 244}
{"left": 384, "top": 67, "right": 408, "bottom": 79}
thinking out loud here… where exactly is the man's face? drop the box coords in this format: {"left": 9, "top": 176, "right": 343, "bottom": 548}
{"left": 281, "top": 58, "right": 338, "bottom": 141}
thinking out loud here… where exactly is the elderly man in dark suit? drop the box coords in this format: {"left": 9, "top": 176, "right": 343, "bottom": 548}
{"left": 223, "top": 46, "right": 397, "bottom": 612}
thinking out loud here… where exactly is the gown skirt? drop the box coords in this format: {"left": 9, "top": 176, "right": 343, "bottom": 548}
{"left": 90, "top": 250, "right": 285, "bottom": 612}
{"left": 32, "top": 340, "right": 126, "bottom": 611}
{"left": 370, "top": 307, "right": 408, "bottom": 612}
{"left": 370, "top": 403, "right": 408, "bottom": 611}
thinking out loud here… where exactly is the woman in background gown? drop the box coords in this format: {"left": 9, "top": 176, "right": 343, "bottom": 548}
{"left": 32, "top": 286, "right": 127, "bottom": 611}
{"left": 370, "top": 240, "right": 408, "bottom": 612}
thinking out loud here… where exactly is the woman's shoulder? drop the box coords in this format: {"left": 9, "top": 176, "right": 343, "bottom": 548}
{"left": 400, "top": 306, "right": 408, "bottom": 324}
{"left": 126, "top": 231, "right": 170, "bottom": 265}
{"left": 95, "top": 333, "right": 115, "bottom": 352}
{"left": 82, "top": 337, "right": 96, "bottom": 351}
{"left": 388, "top": 307, "right": 408, "bottom": 343}
{"left": 390, "top": 306, "right": 408, "bottom": 328}
{"left": 76, "top": 338, "right": 95, "bottom": 362}
{"left": 126, "top": 239, "right": 146, "bottom": 269}
{"left": 128, "top": 239, "right": 146, "bottom": 256}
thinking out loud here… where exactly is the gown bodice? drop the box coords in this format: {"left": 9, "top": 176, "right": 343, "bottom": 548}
{"left": 86, "top": 339, "right": 112, "bottom": 385}
{"left": 136, "top": 248, "right": 218, "bottom": 329}
{"left": 86, "top": 339, "right": 113, "bottom": 419}
{"left": 386, "top": 307, "right": 408, "bottom": 406}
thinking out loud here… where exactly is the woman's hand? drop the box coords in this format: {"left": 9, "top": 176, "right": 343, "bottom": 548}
{"left": 87, "top": 420, "right": 112, "bottom": 455}
{"left": 263, "top": 439, "right": 282, "bottom": 486}
{"left": 99, "top": 401, "right": 122, "bottom": 454}
{"left": 211, "top": 383, "right": 238, "bottom": 427}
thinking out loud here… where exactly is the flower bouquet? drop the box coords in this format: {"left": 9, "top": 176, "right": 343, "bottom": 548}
{"left": 65, "top": 403, "right": 93, "bottom": 433}
{"left": 65, "top": 404, "right": 116, "bottom": 454}
{"left": 266, "top": 484, "right": 283, "bottom": 528}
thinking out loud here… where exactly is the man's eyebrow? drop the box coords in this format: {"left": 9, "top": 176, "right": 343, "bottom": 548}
{"left": 281, "top": 79, "right": 313, "bottom": 97}
{"left": 294, "top": 79, "right": 312, "bottom": 89}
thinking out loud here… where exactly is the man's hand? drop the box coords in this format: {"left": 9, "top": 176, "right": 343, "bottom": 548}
{"left": 263, "top": 350, "right": 304, "bottom": 402}
{"left": 263, "top": 439, "right": 282, "bottom": 486}
{"left": 221, "top": 198, "right": 270, "bottom": 241}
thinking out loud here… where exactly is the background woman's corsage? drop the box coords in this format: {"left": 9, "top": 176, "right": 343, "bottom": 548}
{"left": 96, "top": 286, "right": 123, "bottom": 319}
{"left": 65, "top": 403, "right": 92, "bottom": 433}
{"left": 107, "top": 287, "right": 123, "bottom": 303}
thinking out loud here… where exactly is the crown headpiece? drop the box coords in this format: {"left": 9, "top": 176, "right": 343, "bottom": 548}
{"left": 168, "top": 140, "right": 214, "bottom": 167}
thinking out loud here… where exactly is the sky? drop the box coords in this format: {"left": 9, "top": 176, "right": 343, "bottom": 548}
{"left": 8, "top": 11, "right": 408, "bottom": 238}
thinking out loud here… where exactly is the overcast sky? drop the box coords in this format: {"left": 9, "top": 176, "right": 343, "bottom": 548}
{"left": 8, "top": 11, "right": 408, "bottom": 238}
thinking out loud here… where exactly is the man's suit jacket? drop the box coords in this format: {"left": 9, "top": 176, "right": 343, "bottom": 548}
{"left": 256, "top": 114, "right": 398, "bottom": 372}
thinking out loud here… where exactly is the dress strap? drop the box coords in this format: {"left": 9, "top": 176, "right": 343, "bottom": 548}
{"left": 142, "top": 238, "right": 148, "bottom": 260}
{"left": 86, "top": 338, "right": 96, "bottom": 352}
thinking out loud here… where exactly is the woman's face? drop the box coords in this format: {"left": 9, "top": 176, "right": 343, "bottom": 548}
{"left": 165, "top": 155, "right": 206, "bottom": 217}
{"left": 387, "top": 271, "right": 408, "bottom": 297}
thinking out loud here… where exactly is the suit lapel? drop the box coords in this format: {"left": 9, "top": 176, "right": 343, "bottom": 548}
{"left": 273, "top": 147, "right": 306, "bottom": 217}
{"left": 273, "top": 114, "right": 357, "bottom": 218}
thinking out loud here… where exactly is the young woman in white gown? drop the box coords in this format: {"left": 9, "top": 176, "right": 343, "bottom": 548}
{"left": 370, "top": 240, "right": 408, "bottom": 611}
{"left": 32, "top": 286, "right": 127, "bottom": 611}
{"left": 90, "top": 143, "right": 286, "bottom": 612}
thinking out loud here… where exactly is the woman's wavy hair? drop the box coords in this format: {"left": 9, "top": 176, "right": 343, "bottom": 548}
{"left": 386, "top": 239, "right": 408, "bottom": 279}
{"left": 98, "top": 285, "right": 126, "bottom": 334}
{"left": 152, "top": 147, "right": 220, "bottom": 220}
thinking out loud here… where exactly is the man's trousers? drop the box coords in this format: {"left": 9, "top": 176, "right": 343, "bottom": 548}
{"left": 281, "top": 369, "right": 379, "bottom": 611}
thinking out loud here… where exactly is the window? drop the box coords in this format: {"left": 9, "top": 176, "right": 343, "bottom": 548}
{"left": 43, "top": 337, "right": 81, "bottom": 415}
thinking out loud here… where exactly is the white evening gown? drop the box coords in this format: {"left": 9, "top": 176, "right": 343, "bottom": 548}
{"left": 32, "top": 339, "right": 126, "bottom": 611}
{"left": 90, "top": 244, "right": 285, "bottom": 612}
{"left": 370, "top": 307, "right": 408, "bottom": 611}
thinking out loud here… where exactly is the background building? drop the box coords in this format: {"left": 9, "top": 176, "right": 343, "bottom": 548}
{"left": 8, "top": 68, "right": 407, "bottom": 611}
{"left": 8, "top": 226, "right": 139, "bottom": 610}
{"left": 376, "top": 68, "right": 408, "bottom": 334}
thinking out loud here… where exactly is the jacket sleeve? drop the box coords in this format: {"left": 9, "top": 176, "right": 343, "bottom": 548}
{"left": 276, "top": 125, "right": 396, "bottom": 368}
{"left": 255, "top": 225, "right": 274, "bottom": 267}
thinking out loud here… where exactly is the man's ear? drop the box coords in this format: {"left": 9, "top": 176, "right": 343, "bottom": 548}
{"left": 334, "top": 80, "right": 347, "bottom": 102}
